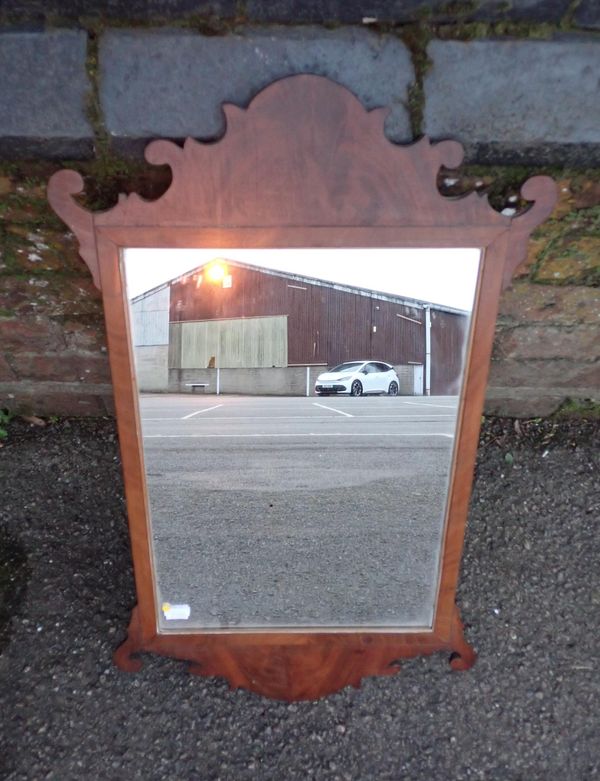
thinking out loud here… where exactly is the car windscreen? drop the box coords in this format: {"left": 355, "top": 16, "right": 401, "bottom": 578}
{"left": 329, "top": 362, "right": 364, "bottom": 373}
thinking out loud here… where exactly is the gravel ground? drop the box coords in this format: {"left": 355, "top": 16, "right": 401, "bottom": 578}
{"left": 0, "top": 416, "right": 599, "bottom": 780}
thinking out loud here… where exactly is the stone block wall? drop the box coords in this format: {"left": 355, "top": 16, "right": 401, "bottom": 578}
{"left": 168, "top": 366, "right": 324, "bottom": 395}
{"left": 0, "top": 3, "right": 598, "bottom": 418}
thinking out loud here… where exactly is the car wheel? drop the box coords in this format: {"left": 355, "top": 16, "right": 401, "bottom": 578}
{"left": 388, "top": 381, "right": 399, "bottom": 396}
{"left": 350, "top": 380, "right": 363, "bottom": 397}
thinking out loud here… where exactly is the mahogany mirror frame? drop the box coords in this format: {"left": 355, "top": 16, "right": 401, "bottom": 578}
{"left": 47, "top": 75, "right": 556, "bottom": 701}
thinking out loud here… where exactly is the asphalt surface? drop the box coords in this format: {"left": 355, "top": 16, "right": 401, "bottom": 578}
{"left": 139, "top": 394, "right": 457, "bottom": 630}
{"left": 0, "top": 414, "right": 599, "bottom": 780}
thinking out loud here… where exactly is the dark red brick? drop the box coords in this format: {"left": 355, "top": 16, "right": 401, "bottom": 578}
{"left": 9, "top": 352, "right": 111, "bottom": 384}
{"left": 488, "top": 358, "right": 600, "bottom": 389}
{"left": 498, "top": 282, "right": 600, "bottom": 326}
{"left": 1, "top": 383, "right": 114, "bottom": 416}
{"left": 0, "top": 317, "right": 65, "bottom": 352}
{"left": 0, "top": 353, "right": 16, "bottom": 381}
{"left": 62, "top": 318, "right": 108, "bottom": 352}
{"left": 493, "top": 324, "right": 599, "bottom": 362}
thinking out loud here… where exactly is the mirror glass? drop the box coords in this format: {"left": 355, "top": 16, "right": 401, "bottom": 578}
{"left": 123, "top": 248, "right": 480, "bottom": 631}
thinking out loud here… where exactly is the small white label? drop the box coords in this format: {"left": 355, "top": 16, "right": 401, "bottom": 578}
{"left": 162, "top": 602, "right": 191, "bottom": 620}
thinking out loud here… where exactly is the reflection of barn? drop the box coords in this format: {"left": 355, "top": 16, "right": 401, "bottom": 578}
{"left": 130, "top": 259, "right": 470, "bottom": 396}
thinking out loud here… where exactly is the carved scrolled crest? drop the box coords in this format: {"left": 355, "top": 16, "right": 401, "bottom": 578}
{"left": 47, "top": 169, "right": 100, "bottom": 289}
{"left": 48, "top": 74, "right": 556, "bottom": 291}
{"left": 502, "top": 174, "right": 557, "bottom": 287}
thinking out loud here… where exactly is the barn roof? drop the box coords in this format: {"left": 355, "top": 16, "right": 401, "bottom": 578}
{"left": 131, "top": 258, "right": 470, "bottom": 317}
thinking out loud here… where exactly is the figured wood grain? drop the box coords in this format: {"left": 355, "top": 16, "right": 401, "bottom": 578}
{"left": 114, "top": 606, "right": 475, "bottom": 701}
{"left": 47, "top": 74, "right": 557, "bottom": 701}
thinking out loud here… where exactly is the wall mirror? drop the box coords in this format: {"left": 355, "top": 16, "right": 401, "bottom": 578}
{"left": 48, "top": 75, "right": 556, "bottom": 701}
{"left": 125, "top": 246, "right": 479, "bottom": 632}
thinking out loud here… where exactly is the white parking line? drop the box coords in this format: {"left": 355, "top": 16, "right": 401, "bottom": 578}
{"left": 181, "top": 404, "right": 224, "bottom": 420}
{"left": 313, "top": 402, "right": 354, "bottom": 418}
{"left": 402, "top": 401, "right": 458, "bottom": 410}
{"left": 337, "top": 414, "right": 454, "bottom": 419}
{"left": 143, "top": 417, "right": 186, "bottom": 421}
{"left": 144, "top": 414, "right": 455, "bottom": 422}
{"left": 145, "top": 432, "right": 454, "bottom": 439}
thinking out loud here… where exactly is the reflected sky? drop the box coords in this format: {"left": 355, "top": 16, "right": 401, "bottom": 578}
{"left": 124, "top": 247, "right": 480, "bottom": 311}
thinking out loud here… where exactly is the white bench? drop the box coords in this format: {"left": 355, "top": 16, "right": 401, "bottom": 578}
{"left": 185, "top": 383, "right": 209, "bottom": 393}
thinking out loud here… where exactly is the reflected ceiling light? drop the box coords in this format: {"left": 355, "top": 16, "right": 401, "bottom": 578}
{"left": 205, "top": 259, "right": 228, "bottom": 283}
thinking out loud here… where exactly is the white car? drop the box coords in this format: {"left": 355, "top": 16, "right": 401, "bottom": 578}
{"left": 315, "top": 361, "right": 399, "bottom": 397}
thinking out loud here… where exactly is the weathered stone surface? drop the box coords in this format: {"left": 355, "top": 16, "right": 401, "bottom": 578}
{"left": 99, "top": 28, "right": 413, "bottom": 149}
{"left": 0, "top": 1, "right": 236, "bottom": 22}
{"left": 498, "top": 282, "right": 600, "bottom": 326}
{"left": 55, "top": 278, "right": 104, "bottom": 316}
{"left": 575, "top": 1, "right": 600, "bottom": 30}
{"left": 0, "top": 31, "right": 94, "bottom": 159}
{"left": 0, "top": 276, "right": 102, "bottom": 318}
{"left": 0, "top": 0, "right": 577, "bottom": 23}
{"left": 484, "top": 0, "right": 572, "bottom": 22}
{"left": 525, "top": 203, "right": 600, "bottom": 286}
{"left": 245, "top": 1, "right": 572, "bottom": 24}
{"left": 424, "top": 39, "right": 600, "bottom": 165}
{"left": 493, "top": 324, "right": 600, "bottom": 362}
{"left": 7, "top": 352, "right": 112, "bottom": 384}
{"left": 0, "top": 193, "right": 60, "bottom": 228}
{"left": 511, "top": 179, "right": 600, "bottom": 282}
{"left": 245, "top": 0, "right": 426, "bottom": 23}
{"left": 532, "top": 234, "right": 600, "bottom": 286}
{"left": 0, "top": 354, "right": 16, "bottom": 382}
{"left": 0, "top": 317, "right": 66, "bottom": 352}
{"left": 62, "top": 318, "right": 108, "bottom": 352}
{"left": 483, "top": 389, "right": 579, "bottom": 418}
{"left": 488, "top": 358, "right": 599, "bottom": 390}
{"left": 574, "top": 179, "right": 600, "bottom": 210}
{"left": 0, "top": 381, "right": 114, "bottom": 416}
{"left": 488, "top": 272, "right": 600, "bottom": 415}
{"left": 1, "top": 227, "right": 84, "bottom": 275}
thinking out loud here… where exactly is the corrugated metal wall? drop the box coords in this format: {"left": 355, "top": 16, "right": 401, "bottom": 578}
{"left": 169, "top": 316, "right": 288, "bottom": 369}
{"left": 430, "top": 310, "right": 470, "bottom": 396}
{"left": 169, "top": 266, "right": 428, "bottom": 367}
{"left": 130, "top": 286, "right": 170, "bottom": 346}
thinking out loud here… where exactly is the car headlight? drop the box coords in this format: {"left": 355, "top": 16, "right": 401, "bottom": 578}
{"left": 336, "top": 375, "right": 351, "bottom": 381}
